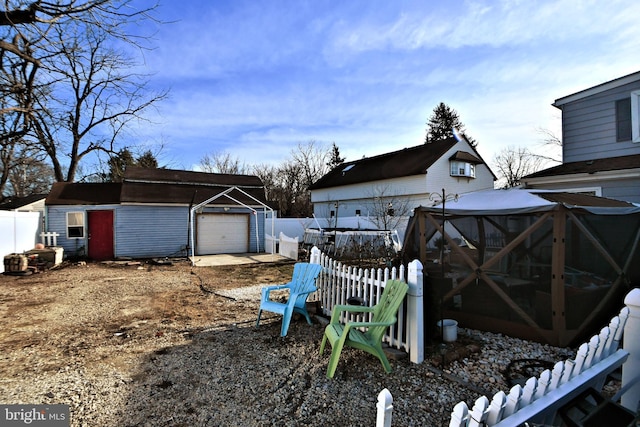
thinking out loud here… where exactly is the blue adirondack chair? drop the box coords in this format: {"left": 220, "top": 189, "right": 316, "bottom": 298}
{"left": 256, "top": 262, "right": 323, "bottom": 337}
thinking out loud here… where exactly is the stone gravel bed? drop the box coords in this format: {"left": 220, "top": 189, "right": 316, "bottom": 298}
{"left": 2, "top": 317, "right": 585, "bottom": 426}
{"left": 0, "top": 262, "right": 619, "bottom": 426}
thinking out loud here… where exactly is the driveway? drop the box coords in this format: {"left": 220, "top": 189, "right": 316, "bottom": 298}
{"left": 190, "top": 252, "right": 292, "bottom": 266}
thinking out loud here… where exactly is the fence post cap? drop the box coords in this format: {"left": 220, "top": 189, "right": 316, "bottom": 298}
{"left": 377, "top": 388, "right": 392, "bottom": 405}
{"left": 408, "top": 259, "right": 423, "bottom": 271}
{"left": 624, "top": 288, "right": 640, "bottom": 307}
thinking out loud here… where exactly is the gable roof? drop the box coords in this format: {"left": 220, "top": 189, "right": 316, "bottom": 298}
{"left": 523, "top": 154, "right": 640, "bottom": 179}
{"left": 553, "top": 70, "right": 640, "bottom": 108}
{"left": 123, "top": 167, "right": 262, "bottom": 187}
{"left": 46, "top": 168, "right": 267, "bottom": 206}
{"left": 121, "top": 167, "right": 266, "bottom": 205}
{"left": 0, "top": 194, "right": 47, "bottom": 210}
{"left": 310, "top": 138, "right": 470, "bottom": 190}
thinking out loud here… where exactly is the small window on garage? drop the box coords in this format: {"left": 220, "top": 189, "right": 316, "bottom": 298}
{"left": 67, "top": 212, "right": 85, "bottom": 238}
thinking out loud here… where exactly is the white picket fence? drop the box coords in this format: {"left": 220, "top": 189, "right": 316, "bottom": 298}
{"left": 309, "top": 247, "right": 425, "bottom": 364}
{"left": 370, "top": 289, "right": 640, "bottom": 427}
{"left": 449, "top": 306, "right": 631, "bottom": 426}
{"left": 307, "top": 247, "right": 640, "bottom": 426}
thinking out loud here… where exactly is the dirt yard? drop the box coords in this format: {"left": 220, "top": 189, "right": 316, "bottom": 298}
{"left": 0, "top": 258, "right": 578, "bottom": 426}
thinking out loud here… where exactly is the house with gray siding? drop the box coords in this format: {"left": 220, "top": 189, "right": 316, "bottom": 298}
{"left": 309, "top": 135, "right": 496, "bottom": 231}
{"left": 522, "top": 71, "right": 640, "bottom": 203}
{"left": 45, "top": 168, "right": 270, "bottom": 260}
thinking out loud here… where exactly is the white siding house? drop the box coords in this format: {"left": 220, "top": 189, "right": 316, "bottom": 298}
{"left": 309, "top": 136, "right": 496, "bottom": 230}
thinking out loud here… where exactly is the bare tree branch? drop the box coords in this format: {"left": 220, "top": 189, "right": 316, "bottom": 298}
{"left": 492, "top": 145, "right": 546, "bottom": 189}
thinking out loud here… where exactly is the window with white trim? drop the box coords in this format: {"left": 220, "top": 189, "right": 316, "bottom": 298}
{"left": 66, "top": 212, "right": 85, "bottom": 238}
{"left": 450, "top": 161, "right": 476, "bottom": 178}
{"left": 617, "top": 91, "right": 640, "bottom": 143}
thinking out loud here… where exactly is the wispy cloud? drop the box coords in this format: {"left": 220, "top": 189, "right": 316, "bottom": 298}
{"left": 126, "top": 0, "right": 640, "bottom": 171}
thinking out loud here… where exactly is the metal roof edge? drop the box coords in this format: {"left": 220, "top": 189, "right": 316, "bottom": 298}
{"left": 553, "top": 70, "right": 640, "bottom": 108}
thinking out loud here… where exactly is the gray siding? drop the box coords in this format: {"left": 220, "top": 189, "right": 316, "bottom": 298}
{"left": 46, "top": 205, "right": 120, "bottom": 258}
{"left": 116, "top": 205, "right": 190, "bottom": 258}
{"left": 601, "top": 178, "right": 640, "bottom": 204}
{"left": 527, "top": 178, "right": 640, "bottom": 204}
{"left": 561, "top": 80, "right": 640, "bottom": 162}
{"left": 46, "top": 203, "right": 268, "bottom": 259}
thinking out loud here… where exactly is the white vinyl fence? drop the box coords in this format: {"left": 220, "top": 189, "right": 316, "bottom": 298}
{"left": 265, "top": 232, "right": 299, "bottom": 260}
{"left": 309, "top": 247, "right": 425, "bottom": 364}
{"left": 0, "top": 211, "right": 41, "bottom": 273}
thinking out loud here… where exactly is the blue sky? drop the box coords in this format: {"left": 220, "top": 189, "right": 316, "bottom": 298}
{"left": 127, "top": 0, "right": 640, "bottom": 171}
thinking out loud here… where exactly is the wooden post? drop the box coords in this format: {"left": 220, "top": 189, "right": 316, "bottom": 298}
{"left": 418, "top": 211, "right": 427, "bottom": 263}
{"left": 407, "top": 259, "right": 424, "bottom": 363}
{"left": 550, "top": 210, "right": 566, "bottom": 344}
{"left": 622, "top": 288, "right": 640, "bottom": 412}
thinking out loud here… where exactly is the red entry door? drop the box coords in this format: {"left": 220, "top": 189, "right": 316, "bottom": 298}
{"left": 88, "top": 210, "right": 114, "bottom": 260}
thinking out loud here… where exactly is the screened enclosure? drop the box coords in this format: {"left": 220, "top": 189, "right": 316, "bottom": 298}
{"left": 402, "top": 188, "right": 640, "bottom": 347}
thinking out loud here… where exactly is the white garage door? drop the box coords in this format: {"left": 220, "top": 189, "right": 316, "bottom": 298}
{"left": 196, "top": 213, "right": 249, "bottom": 254}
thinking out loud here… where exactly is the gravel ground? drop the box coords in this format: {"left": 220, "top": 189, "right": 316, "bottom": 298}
{"left": 0, "top": 260, "right": 612, "bottom": 426}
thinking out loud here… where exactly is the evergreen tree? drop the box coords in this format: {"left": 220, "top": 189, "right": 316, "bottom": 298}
{"left": 137, "top": 150, "right": 159, "bottom": 169}
{"left": 108, "top": 148, "right": 158, "bottom": 182}
{"left": 327, "top": 142, "right": 345, "bottom": 169}
{"left": 425, "top": 102, "right": 477, "bottom": 146}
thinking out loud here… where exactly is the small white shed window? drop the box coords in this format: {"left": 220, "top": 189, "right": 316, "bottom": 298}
{"left": 66, "top": 212, "right": 85, "bottom": 238}
{"left": 450, "top": 161, "right": 476, "bottom": 178}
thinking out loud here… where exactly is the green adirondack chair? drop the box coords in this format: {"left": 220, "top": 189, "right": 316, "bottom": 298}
{"left": 320, "top": 279, "right": 409, "bottom": 379}
{"left": 256, "top": 262, "right": 322, "bottom": 337}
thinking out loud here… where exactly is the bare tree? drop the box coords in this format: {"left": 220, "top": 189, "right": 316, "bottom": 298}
{"left": 251, "top": 162, "right": 278, "bottom": 200}
{"left": 199, "top": 151, "right": 248, "bottom": 174}
{"left": 492, "top": 146, "right": 546, "bottom": 188}
{"left": 366, "top": 185, "right": 412, "bottom": 231}
{"left": 0, "top": 0, "right": 165, "bottom": 187}
{"left": 535, "top": 127, "right": 563, "bottom": 163}
{"left": 197, "top": 140, "right": 340, "bottom": 218}
{"left": 7, "top": 148, "right": 53, "bottom": 196}
{"left": 266, "top": 160, "right": 308, "bottom": 217}
{"left": 0, "top": 30, "right": 40, "bottom": 196}
{"left": 33, "top": 22, "right": 165, "bottom": 182}
{"left": 290, "top": 140, "right": 332, "bottom": 187}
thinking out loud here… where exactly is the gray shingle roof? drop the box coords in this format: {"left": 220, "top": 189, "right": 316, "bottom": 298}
{"left": 310, "top": 138, "right": 460, "bottom": 190}
{"left": 46, "top": 168, "right": 267, "bottom": 206}
{"left": 523, "top": 154, "right": 640, "bottom": 179}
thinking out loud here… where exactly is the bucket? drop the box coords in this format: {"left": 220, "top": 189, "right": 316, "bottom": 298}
{"left": 437, "top": 319, "right": 458, "bottom": 342}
